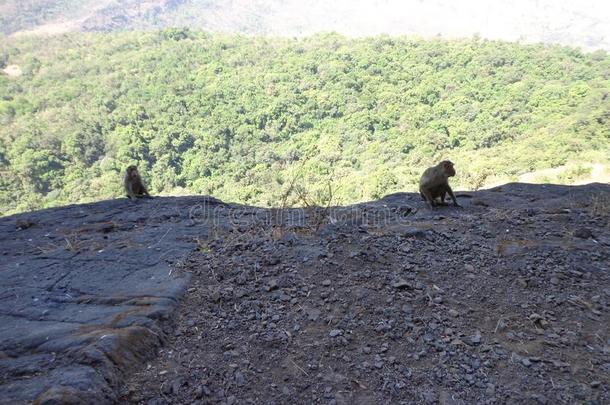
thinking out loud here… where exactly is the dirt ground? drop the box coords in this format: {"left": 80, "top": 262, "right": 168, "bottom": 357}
{"left": 121, "top": 185, "right": 610, "bottom": 404}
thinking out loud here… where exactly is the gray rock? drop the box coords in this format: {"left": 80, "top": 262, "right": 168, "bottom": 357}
{"left": 307, "top": 308, "right": 321, "bottom": 321}
{"left": 0, "top": 196, "right": 206, "bottom": 404}
{"left": 266, "top": 279, "right": 279, "bottom": 292}
{"left": 391, "top": 278, "right": 413, "bottom": 289}
{"left": 573, "top": 227, "right": 594, "bottom": 239}
{"left": 329, "top": 329, "right": 343, "bottom": 337}
{"left": 531, "top": 394, "right": 548, "bottom": 404}
{"left": 234, "top": 371, "right": 247, "bottom": 387}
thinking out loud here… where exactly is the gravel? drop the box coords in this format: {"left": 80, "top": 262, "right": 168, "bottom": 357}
{"left": 121, "top": 185, "right": 610, "bottom": 404}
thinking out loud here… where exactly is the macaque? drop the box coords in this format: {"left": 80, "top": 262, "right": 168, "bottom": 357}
{"left": 419, "top": 160, "right": 460, "bottom": 208}
{"left": 124, "top": 165, "right": 151, "bottom": 200}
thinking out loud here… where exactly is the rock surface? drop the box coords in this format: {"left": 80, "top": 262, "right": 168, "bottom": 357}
{"left": 1, "top": 183, "right": 609, "bottom": 404}
{"left": 0, "top": 196, "right": 223, "bottom": 404}
{"left": 120, "top": 183, "right": 608, "bottom": 404}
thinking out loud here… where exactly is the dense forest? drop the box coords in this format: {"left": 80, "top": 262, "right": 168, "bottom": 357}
{"left": 1, "top": 30, "right": 609, "bottom": 215}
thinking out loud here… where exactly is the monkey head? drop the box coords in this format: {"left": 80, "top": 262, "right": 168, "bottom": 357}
{"left": 441, "top": 160, "right": 456, "bottom": 177}
{"left": 126, "top": 165, "right": 139, "bottom": 178}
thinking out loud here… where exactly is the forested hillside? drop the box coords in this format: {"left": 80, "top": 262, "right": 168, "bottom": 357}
{"left": 1, "top": 31, "right": 609, "bottom": 215}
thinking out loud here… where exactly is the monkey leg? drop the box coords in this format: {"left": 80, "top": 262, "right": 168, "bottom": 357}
{"left": 446, "top": 185, "right": 460, "bottom": 207}
{"left": 437, "top": 190, "right": 449, "bottom": 206}
{"left": 420, "top": 189, "right": 437, "bottom": 208}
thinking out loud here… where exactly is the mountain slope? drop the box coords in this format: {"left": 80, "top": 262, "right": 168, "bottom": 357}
{"left": 2, "top": 1, "right": 610, "bottom": 51}
{"left": 1, "top": 32, "right": 609, "bottom": 215}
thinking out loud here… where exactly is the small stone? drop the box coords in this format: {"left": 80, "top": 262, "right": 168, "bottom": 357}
{"left": 448, "top": 309, "right": 459, "bottom": 317}
{"left": 162, "top": 382, "right": 173, "bottom": 395}
{"left": 401, "top": 227, "right": 427, "bottom": 238}
{"left": 590, "top": 381, "right": 601, "bottom": 388}
{"left": 392, "top": 278, "right": 412, "bottom": 289}
{"left": 531, "top": 394, "right": 548, "bottom": 404}
{"left": 266, "top": 256, "right": 280, "bottom": 265}
{"left": 422, "top": 390, "right": 438, "bottom": 404}
{"left": 521, "top": 357, "right": 532, "bottom": 367}
{"left": 235, "top": 371, "right": 247, "bottom": 387}
{"left": 322, "top": 279, "right": 331, "bottom": 286}
{"left": 464, "top": 374, "right": 475, "bottom": 384}
{"left": 329, "top": 329, "right": 343, "bottom": 337}
{"left": 266, "top": 279, "right": 279, "bottom": 292}
{"left": 574, "top": 384, "right": 588, "bottom": 400}
{"left": 550, "top": 277, "right": 560, "bottom": 285}
{"left": 573, "top": 227, "right": 593, "bottom": 239}
{"left": 307, "top": 308, "right": 321, "bottom": 321}
{"left": 470, "top": 331, "right": 482, "bottom": 345}
{"left": 16, "top": 219, "right": 34, "bottom": 230}
{"left": 223, "top": 350, "right": 239, "bottom": 358}
{"left": 464, "top": 264, "right": 475, "bottom": 272}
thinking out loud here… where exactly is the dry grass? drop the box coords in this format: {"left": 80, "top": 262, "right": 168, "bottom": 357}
{"left": 587, "top": 192, "right": 610, "bottom": 217}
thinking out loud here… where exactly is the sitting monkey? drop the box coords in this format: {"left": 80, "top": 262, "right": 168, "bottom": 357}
{"left": 124, "top": 165, "right": 151, "bottom": 200}
{"left": 419, "top": 160, "right": 460, "bottom": 208}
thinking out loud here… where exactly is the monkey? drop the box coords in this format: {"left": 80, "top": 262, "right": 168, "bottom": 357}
{"left": 419, "top": 160, "right": 460, "bottom": 208}
{"left": 124, "top": 165, "right": 151, "bottom": 200}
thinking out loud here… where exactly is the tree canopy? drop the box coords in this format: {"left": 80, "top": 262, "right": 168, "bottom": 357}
{"left": 1, "top": 31, "right": 609, "bottom": 215}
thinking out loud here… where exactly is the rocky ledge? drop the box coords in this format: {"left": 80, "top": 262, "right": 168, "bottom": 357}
{"left": 1, "top": 183, "right": 609, "bottom": 404}
{"left": 0, "top": 196, "right": 222, "bottom": 404}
